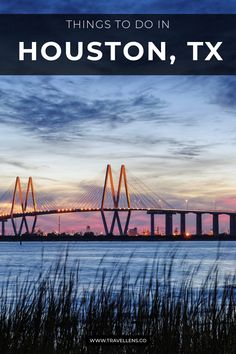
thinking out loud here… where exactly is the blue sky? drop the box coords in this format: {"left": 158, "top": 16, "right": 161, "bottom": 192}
{"left": 0, "top": 1, "right": 236, "bottom": 234}
{"left": 0, "top": 1, "right": 235, "bottom": 14}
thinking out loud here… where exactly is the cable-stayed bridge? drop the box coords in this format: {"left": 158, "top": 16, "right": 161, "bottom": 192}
{"left": 0, "top": 164, "right": 236, "bottom": 237}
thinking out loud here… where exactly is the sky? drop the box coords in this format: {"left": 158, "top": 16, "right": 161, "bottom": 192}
{"left": 0, "top": 1, "right": 235, "bottom": 14}
{"left": 0, "top": 1, "right": 236, "bottom": 234}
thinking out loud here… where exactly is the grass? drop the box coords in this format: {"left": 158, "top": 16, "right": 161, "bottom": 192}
{"left": 0, "top": 253, "right": 235, "bottom": 354}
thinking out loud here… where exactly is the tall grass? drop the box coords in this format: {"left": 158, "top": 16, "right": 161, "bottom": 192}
{"left": 0, "top": 254, "right": 235, "bottom": 354}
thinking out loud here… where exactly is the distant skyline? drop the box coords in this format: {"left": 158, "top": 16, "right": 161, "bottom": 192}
{"left": 0, "top": 1, "right": 236, "bottom": 233}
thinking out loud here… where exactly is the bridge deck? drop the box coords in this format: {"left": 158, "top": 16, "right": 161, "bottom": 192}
{"left": 1, "top": 207, "right": 236, "bottom": 221}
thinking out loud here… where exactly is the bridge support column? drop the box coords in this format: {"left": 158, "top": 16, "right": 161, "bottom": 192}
{"left": 230, "top": 215, "right": 236, "bottom": 237}
{"left": 196, "top": 213, "right": 202, "bottom": 236}
{"left": 213, "top": 214, "right": 219, "bottom": 236}
{"left": 165, "top": 213, "right": 173, "bottom": 236}
{"left": 101, "top": 211, "right": 109, "bottom": 236}
{"left": 150, "top": 214, "right": 155, "bottom": 236}
{"left": 101, "top": 210, "right": 131, "bottom": 236}
{"left": 180, "top": 213, "right": 186, "bottom": 236}
{"left": 124, "top": 211, "right": 131, "bottom": 235}
{"left": 1, "top": 220, "right": 6, "bottom": 237}
{"left": 110, "top": 211, "right": 123, "bottom": 236}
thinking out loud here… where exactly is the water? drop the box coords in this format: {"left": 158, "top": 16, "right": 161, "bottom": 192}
{"left": 0, "top": 241, "right": 235, "bottom": 293}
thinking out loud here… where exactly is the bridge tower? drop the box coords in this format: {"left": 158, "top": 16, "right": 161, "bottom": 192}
{"left": 10, "top": 176, "right": 37, "bottom": 236}
{"left": 101, "top": 164, "right": 131, "bottom": 236}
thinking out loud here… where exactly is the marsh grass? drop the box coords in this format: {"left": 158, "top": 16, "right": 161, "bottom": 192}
{"left": 0, "top": 253, "right": 235, "bottom": 354}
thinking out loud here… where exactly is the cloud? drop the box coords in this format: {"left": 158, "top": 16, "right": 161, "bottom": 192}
{"left": 169, "top": 141, "right": 213, "bottom": 159}
{"left": 0, "top": 78, "right": 169, "bottom": 142}
{"left": 0, "top": 0, "right": 235, "bottom": 13}
{"left": 0, "top": 156, "right": 36, "bottom": 170}
{"left": 212, "top": 77, "right": 236, "bottom": 110}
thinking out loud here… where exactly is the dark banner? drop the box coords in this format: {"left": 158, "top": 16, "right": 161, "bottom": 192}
{"left": 0, "top": 15, "right": 235, "bottom": 75}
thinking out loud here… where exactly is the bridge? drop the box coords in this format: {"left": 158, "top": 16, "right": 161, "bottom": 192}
{"left": 0, "top": 164, "right": 236, "bottom": 238}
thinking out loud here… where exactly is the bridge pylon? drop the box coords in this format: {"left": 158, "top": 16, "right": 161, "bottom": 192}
{"left": 10, "top": 177, "right": 37, "bottom": 236}
{"left": 101, "top": 164, "right": 131, "bottom": 236}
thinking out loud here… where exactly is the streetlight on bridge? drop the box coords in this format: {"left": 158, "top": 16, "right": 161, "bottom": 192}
{"left": 185, "top": 199, "right": 188, "bottom": 210}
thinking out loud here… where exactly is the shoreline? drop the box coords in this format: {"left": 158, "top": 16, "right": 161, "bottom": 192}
{"left": 0, "top": 235, "right": 236, "bottom": 242}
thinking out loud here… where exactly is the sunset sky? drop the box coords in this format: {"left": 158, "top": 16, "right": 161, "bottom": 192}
{"left": 0, "top": 1, "right": 236, "bottom": 234}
